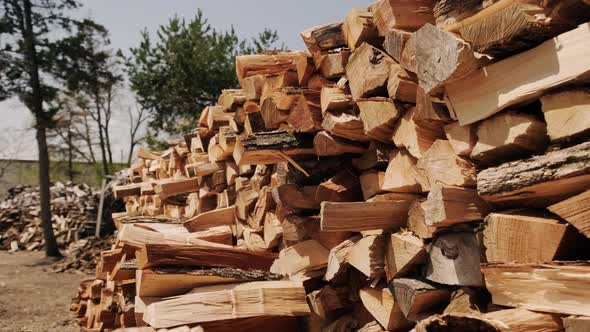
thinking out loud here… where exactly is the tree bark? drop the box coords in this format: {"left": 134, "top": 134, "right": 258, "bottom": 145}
{"left": 22, "top": 0, "right": 60, "bottom": 257}
{"left": 95, "top": 95, "right": 109, "bottom": 176}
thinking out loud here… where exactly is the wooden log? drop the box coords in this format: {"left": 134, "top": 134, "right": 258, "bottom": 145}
{"left": 445, "top": 24, "right": 590, "bottom": 125}
{"left": 248, "top": 186, "right": 275, "bottom": 231}
{"left": 307, "top": 74, "right": 335, "bottom": 90}
{"left": 470, "top": 111, "right": 548, "bottom": 165}
{"left": 260, "top": 98, "right": 289, "bottom": 130}
{"left": 235, "top": 186, "right": 258, "bottom": 220}
{"left": 387, "top": 64, "right": 418, "bottom": 103}
{"left": 241, "top": 74, "right": 265, "bottom": 100}
{"left": 408, "top": 199, "right": 437, "bottom": 240}
{"left": 541, "top": 88, "right": 590, "bottom": 142}
{"left": 218, "top": 126, "right": 237, "bottom": 153}
{"left": 320, "top": 87, "right": 353, "bottom": 114}
{"left": 281, "top": 215, "right": 319, "bottom": 247}
{"left": 424, "top": 183, "right": 490, "bottom": 228}
{"left": 270, "top": 240, "right": 329, "bottom": 277}
{"left": 315, "top": 171, "right": 362, "bottom": 203}
{"left": 275, "top": 184, "right": 320, "bottom": 210}
{"left": 483, "top": 211, "right": 578, "bottom": 263}
{"left": 382, "top": 149, "right": 430, "bottom": 193}
{"left": 218, "top": 89, "right": 246, "bottom": 111}
{"left": 359, "top": 170, "right": 385, "bottom": 200}
{"left": 385, "top": 231, "right": 427, "bottom": 280}
{"left": 455, "top": 1, "right": 590, "bottom": 59}
{"left": 261, "top": 72, "right": 299, "bottom": 101}
{"left": 357, "top": 97, "right": 406, "bottom": 143}
{"left": 322, "top": 112, "right": 369, "bottom": 142}
{"left": 372, "top": 0, "right": 435, "bottom": 34}
{"left": 564, "top": 316, "right": 590, "bottom": 332}
{"left": 444, "top": 122, "right": 475, "bottom": 157}
{"left": 154, "top": 178, "right": 199, "bottom": 200}
{"left": 114, "top": 183, "right": 142, "bottom": 199}
{"left": 433, "top": 0, "right": 485, "bottom": 28}
{"left": 425, "top": 231, "right": 484, "bottom": 287}
{"left": 352, "top": 141, "right": 392, "bottom": 171}
{"left": 206, "top": 106, "right": 234, "bottom": 131}
{"left": 347, "top": 235, "right": 386, "bottom": 278}
{"left": 235, "top": 52, "right": 304, "bottom": 81}
{"left": 288, "top": 93, "right": 323, "bottom": 133}
{"left": 301, "top": 22, "right": 346, "bottom": 55}
{"left": 393, "top": 107, "right": 446, "bottom": 159}
{"left": 143, "top": 281, "right": 310, "bottom": 329}
{"left": 414, "top": 85, "right": 452, "bottom": 126}
{"left": 548, "top": 190, "right": 590, "bottom": 240}
{"left": 136, "top": 243, "right": 278, "bottom": 271}
{"left": 295, "top": 52, "right": 315, "bottom": 86}
{"left": 233, "top": 131, "right": 315, "bottom": 166}
{"left": 325, "top": 236, "right": 362, "bottom": 281}
{"left": 482, "top": 262, "right": 590, "bottom": 316}
{"left": 477, "top": 141, "right": 590, "bottom": 206}
{"left": 343, "top": 7, "right": 380, "bottom": 52}
{"left": 307, "top": 286, "right": 352, "bottom": 320}
{"left": 443, "top": 287, "right": 487, "bottom": 316}
{"left": 314, "top": 131, "right": 367, "bottom": 156}
{"left": 243, "top": 228, "right": 267, "bottom": 252}
{"left": 391, "top": 278, "right": 452, "bottom": 321}
{"left": 320, "top": 201, "right": 412, "bottom": 232}
{"left": 416, "top": 139, "right": 477, "bottom": 187}
{"left": 184, "top": 206, "right": 235, "bottom": 232}
{"left": 414, "top": 23, "right": 488, "bottom": 94}
{"left": 346, "top": 43, "right": 395, "bottom": 100}
{"left": 383, "top": 28, "right": 412, "bottom": 63}
{"left": 263, "top": 212, "right": 283, "bottom": 249}
{"left": 315, "top": 50, "right": 350, "bottom": 79}
{"left": 359, "top": 287, "right": 413, "bottom": 331}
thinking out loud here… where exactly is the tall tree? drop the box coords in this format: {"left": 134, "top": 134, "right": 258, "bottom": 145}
{"left": 125, "top": 10, "right": 283, "bottom": 136}
{"left": 0, "top": 0, "right": 105, "bottom": 257}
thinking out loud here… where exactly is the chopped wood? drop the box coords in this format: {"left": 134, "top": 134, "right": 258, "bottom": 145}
{"left": 346, "top": 43, "right": 395, "bottom": 100}
{"left": 477, "top": 141, "right": 590, "bottom": 206}
{"left": 425, "top": 231, "right": 484, "bottom": 287}
{"left": 315, "top": 171, "right": 362, "bottom": 203}
{"left": 564, "top": 316, "right": 590, "bottom": 332}
{"left": 352, "top": 141, "right": 392, "bottom": 171}
{"left": 270, "top": 239, "right": 329, "bottom": 277}
{"left": 382, "top": 149, "right": 430, "bottom": 193}
{"left": 343, "top": 8, "right": 380, "bottom": 51}
{"left": 241, "top": 74, "right": 265, "bottom": 100}
{"left": 314, "top": 131, "right": 367, "bottom": 156}
{"left": 383, "top": 28, "right": 411, "bottom": 63}
{"left": 444, "top": 122, "right": 475, "bottom": 157}
{"left": 235, "top": 52, "right": 303, "bottom": 81}
{"left": 387, "top": 64, "right": 418, "bottom": 103}
{"left": 357, "top": 97, "right": 405, "bottom": 143}
{"left": 114, "top": 183, "right": 142, "bottom": 199}
{"left": 541, "top": 88, "right": 590, "bottom": 142}
{"left": 263, "top": 212, "right": 283, "bottom": 249}
{"left": 322, "top": 112, "right": 369, "bottom": 142}
{"left": 433, "top": 0, "right": 485, "bottom": 28}
{"left": 393, "top": 107, "right": 446, "bottom": 159}
{"left": 315, "top": 50, "right": 350, "bottom": 79}
{"left": 391, "top": 278, "right": 452, "bottom": 321}
{"left": 325, "top": 236, "right": 361, "bottom": 281}
{"left": 218, "top": 89, "right": 246, "bottom": 111}
{"left": 372, "top": 0, "right": 435, "bottom": 34}
{"left": 482, "top": 262, "right": 590, "bottom": 316}
{"left": 307, "top": 285, "right": 352, "bottom": 319}
{"left": 275, "top": 184, "right": 320, "bottom": 210}
{"left": 385, "top": 231, "right": 427, "bottom": 280}
{"left": 154, "top": 178, "right": 199, "bottom": 200}
{"left": 347, "top": 235, "right": 386, "bottom": 279}
{"left": 301, "top": 22, "right": 346, "bottom": 55}
{"left": 359, "top": 170, "right": 385, "bottom": 200}
{"left": 424, "top": 183, "right": 490, "bottom": 228}
{"left": 445, "top": 24, "right": 590, "bottom": 125}
{"left": 416, "top": 139, "right": 477, "bottom": 187}
{"left": 320, "top": 87, "right": 353, "bottom": 114}
{"left": 184, "top": 206, "right": 235, "bottom": 232}
{"left": 470, "top": 111, "right": 548, "bottom": 165}
{"left": 288, "top": 93, "right": 323, "bottom": 133}
{"left": 359, "top": 287, "right": 413, "bottom": 331}
{"left": 549, "top": 190, "right": 590, "bottom": 239}
{"left": 233, "top": 131, "right": 315, "bottom": 166}
{"left": 320, "top": 201, "right": 412, "bottom": 232}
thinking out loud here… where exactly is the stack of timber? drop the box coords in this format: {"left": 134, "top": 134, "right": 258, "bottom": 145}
{"left": 74, "top": 1, "right": 590, "bottom": 331}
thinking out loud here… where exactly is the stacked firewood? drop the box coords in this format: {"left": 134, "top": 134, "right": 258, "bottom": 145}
{"left": 73, "top": 1, "right": 590, "bottom": 331}
{"left": 0, "top": 182, "right": 99, "bottom": 251}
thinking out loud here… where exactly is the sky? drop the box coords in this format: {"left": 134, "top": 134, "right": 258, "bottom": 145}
{"left": 0, "top": 0, "right": 372, "bottom": 161}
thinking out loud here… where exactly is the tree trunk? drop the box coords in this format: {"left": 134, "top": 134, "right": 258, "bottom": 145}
{"left": 22, "top": 0, "right": 60, "bottom": 257}
{"left": 104, "top": 88, "right": 114, "bottom": 167}
{"left": 67, "top": 118, "right": 74, "bottom": 182}
{"left": 95, "top": 96, "right": 109, "bottom": 176}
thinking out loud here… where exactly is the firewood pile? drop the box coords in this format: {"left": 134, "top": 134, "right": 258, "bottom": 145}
{"left": 0, "top": 181, "right": 99, "bottom": 252}
{"left": 73, "top": 1, "right": 590, "bottom": 331}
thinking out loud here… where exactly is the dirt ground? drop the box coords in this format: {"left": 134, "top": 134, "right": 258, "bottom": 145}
{"left": 0, "top": 251, "right": 88, "bottom": 332}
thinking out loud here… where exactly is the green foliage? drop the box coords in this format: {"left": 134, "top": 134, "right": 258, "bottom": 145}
{"left": 124, "top": 9, "right": 284, "bottom": 135}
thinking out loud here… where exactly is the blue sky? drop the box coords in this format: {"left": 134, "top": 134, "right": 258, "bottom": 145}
{"left": 0, "top": 0, "right": 372, "bottom": 160}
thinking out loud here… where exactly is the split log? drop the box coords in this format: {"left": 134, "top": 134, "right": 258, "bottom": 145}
{"left": 346, "top": 43, "right": 395, "bottom": 100}
{"left": 307, "top": 285, "right": 352, "bottom": 320}
{"left": 263, "top": 212, "right": 283, "bottom": 249}
{"left": 322, "top": 112, "right": 369, "bottom": 142}
{"left": 347, "top": 235, "right": 386, "bottom": 278}
{"left": 541, "top": 88, "right": 590, "bottom": 142}
{"left": 445, "top": 24, "right": 590, "bottom": 125}
{"left": 315, "top": 50, "right": 350, "bottom": 79}
{"left": 425, "top": 231, "right": 484, "bottom": 287}
{"left": 393, "top": 107, "right": 446, "bottom": 159}
{"left": 470, "top": 111, "right": 548, "bottom": 165}
{"left": 320, "top": 201, "right": 412, "bottom": 232}
{"left": 352, "top": 141, "right": 392, "bottom": 171}
{"left": 301, "top": 22, "right": 346, "bottom": 55}
{"left": 206, "top": 106, "right": 234, "bottom": 131}
{"left": 357, "top": 97, "right": 406, "bottom": 143}
{"left": 270, "top": 239, "right": 329, "bottom": 277}
{"left": 154, "top": 178, "right": 199, "bottom": 200}
{"left": 320, "top": 87, "right": 353, "bottom": 114}
{"left": 414, "top": 23, "right": 488, "bottom": 94}
{"left": 391, "top": 278, "right": 452, "bottom": 321}
{"left": 548, "top": 190, "right": 590, "bottom": 239}
{"left": 343, "top": 8, "right": 380, "bottom": 51}
{"left": 233, "top": 131, "right": 315, "bottom": 166}
{"left": 443, "top": 287, "right": 487, "bottom": 316}
{"left": 382, "top": 149, "right": 430, "bottom": 193}
{"left": 359, "top": 287, "right": 413, "bottom": 331}
{"left": 433, "top": 0, "right": 485, "bottom": 28}
{"left": 372, "top": 0, "right": 435, "bottom": 34}
{"left": 477, "top": 141, "right": 590, "bottom": 206}
{"left": 416, "top": 139, "right": 477, "bottom": 187}
{"left": 143, "top": 281, "right": 310, "bottom": 329}
{"left": 235, "top": 186, "right": 258, "bottom": 220}
{"left": 424, "top": 183, "right": 490, "bottom": 228}
{"left": 414, "top": 85, "right": 452, "bottom": 126}
{"left": 218, "top": 89, "right": 246, "bottom": 111}
{"left": 241, "top": 74, "right": 265, "bottom": 100}
{"left": 235, "top": 52, "right": 304, "bottom": 81}
{"left": 325, "top": 236, "right": 361, "bottom": 281}
{"left": 408, "top": 199, "right": 437, "bottom": 240}
{"left": 383, "top": 28, "right": 411, "bottom": 63}
{"left": 564, "top": 316, "right": 590, "bottom": 332}
{"left": 248, "top": 186, "right": 275, "bottom": 230}
{"left": 184, "top": 206, "right": 235, "bottom": 232}
{"left": 218, "top": 126, "right": 237, "bottom": 153}
{"left": 444, "top": 122, "right": 475, "bottom": 157}
{"left": 275, "top": 184, "right": 320, "bottom": 210}
{"left": 316, "top": 171, "right": 362, "bottom": 203}
{"left": 260, "top": 98, "right": 289, "bottom": 130}
{"left": 136, "top": 243, "right": 278, "bottom": 271}
{"left": 314, "top": 131, "right": 367, "bottom": 156}
{"left": 359, "top": 170, "right": 385, "bottom": 200}
{"left": 385, "top": 231, "right": 427, "bottom": 280}
{"left": 288, "top": 93, "right": 323, "bottom": 133}
{"left": 483, "top": 211, "right": 578, "bottom": 263}
{"left": 454, "top": 0, "right": 590, "bottom": 58}
{"left": 387, "top": 64, "right": 418, "bottom": 103}
{"left": 482, "top": 262, "right": 590, "bottom": 316}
